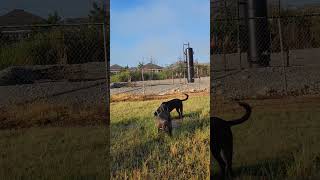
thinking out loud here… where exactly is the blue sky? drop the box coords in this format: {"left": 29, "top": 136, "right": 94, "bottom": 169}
{"left": 110, "top": 0, "right": 210, "bottom": 67}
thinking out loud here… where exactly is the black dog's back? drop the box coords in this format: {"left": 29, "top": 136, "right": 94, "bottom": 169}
{"left": 154, "top": 94, "right": 189, "bottom": 119}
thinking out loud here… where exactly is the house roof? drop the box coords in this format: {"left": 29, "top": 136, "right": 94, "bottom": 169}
{"left": 142, "top": 63, "right": 163, "bottom": 69}
{"left": 0, "top": 9, "right": 45, "bottom": 26}
{"left": 110, "top": 64, "right": 123, "bottom": 70}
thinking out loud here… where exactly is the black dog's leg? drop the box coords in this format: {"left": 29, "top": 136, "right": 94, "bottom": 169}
{"left": 224, "top": 144, "right": 234, "bottom": 179}
{"left": 175, "top": 108, "right": 181, "bottom": 119}
{"left": 176, "top": 107, "right": 183, "bottom": 119}
{"left": 180, "top": 106, "right": 183, "bottom": 119}
{"left": 168, "top": 123, "right": 172, "bottom": 136}
{"left": 212, "top": 150, "right": 226, "bottom": 180}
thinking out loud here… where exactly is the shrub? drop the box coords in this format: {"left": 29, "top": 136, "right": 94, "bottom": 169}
{"left": 0, "top": 26, "right": 104, "bottom": 70}
{"left": 111, "top": 71, "right": 131, "bottom": 83}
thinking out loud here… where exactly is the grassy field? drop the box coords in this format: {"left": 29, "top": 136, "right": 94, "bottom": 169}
{"left": 0, "top": 102, "right": 109, "bottom": 179}
{"left": 110, "top": 94, "right": 210, "bottom": 179}
{"left": 1, "top": 93, "right": 319, "bottom": 179}
{"left": 211, "top": 96, "right": 320, "bottom": 180}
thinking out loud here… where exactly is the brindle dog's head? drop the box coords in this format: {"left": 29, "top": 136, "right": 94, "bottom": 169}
{"left": 154, "top": 103, "right": 168, "bottom": 117}
{"left": 155, "top": 110, "right": 172, "bottom": 136}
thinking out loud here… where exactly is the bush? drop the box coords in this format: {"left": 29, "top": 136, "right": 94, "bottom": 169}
{"left": 0, "top": 31, "right": 64, "bottom": 69}
{"left": 111, "top": 71, "right": 130, "bottom": 83}
{"left": 110, "top": 70, "right": 172, "bottom": 83}
{"left": 0, "top": 26, "right": 104, "bottom": 70}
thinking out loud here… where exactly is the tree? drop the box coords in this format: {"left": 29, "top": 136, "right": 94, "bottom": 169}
{"left": 138, "top": 61, "right": 144, "bottom": 69}
{"left": 47, "top": 11, "right": 61, "bottom": 24}
{"left": 89, "top": 0, "right": 106, "bottom": 23}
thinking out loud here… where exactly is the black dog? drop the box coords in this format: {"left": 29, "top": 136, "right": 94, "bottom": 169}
{"left": 154, "top": 93, "right": 189, "bottom": 119}
{"left": 155, "top": 110, "right": 172, "bottom": 136}
{"left": 210, "top": 102, "right": 251, "bottom": 179}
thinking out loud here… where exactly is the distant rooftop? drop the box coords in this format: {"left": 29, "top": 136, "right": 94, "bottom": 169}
{"left": 110, "top": 64, "right": 124, "bottom": 70}
{"left": 0, "top": 9, "right": 45, "bottom": 26}
{"left": 142, "top": 63, "right": 163, "bottom": 69}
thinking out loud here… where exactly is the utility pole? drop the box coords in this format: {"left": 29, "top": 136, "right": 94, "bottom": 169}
{"left": 104, "top": 0, "right": 110, "bottom": 126}
{"left": 183, "top": 42, "right": 190, "bottom": 84}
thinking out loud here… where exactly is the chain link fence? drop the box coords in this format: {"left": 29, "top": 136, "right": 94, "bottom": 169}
{"left": 211, "top": 0, "right": 320, "bottom": 102}
{"left": 0, "top": 23, "right": 108, "bottom": 128}
{"left": 0, "top": 1, "right": 110, "bottom": 178}
{"left": 210, "top": 0, "right": 320, "bottom": 178}
{"left": 110, "top": 61, "right": 210, "bottom": 98}
{"left": 0, "top": 23, "right": 105, "bottom": 68}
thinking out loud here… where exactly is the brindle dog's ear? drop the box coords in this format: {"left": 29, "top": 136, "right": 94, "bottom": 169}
{"left": 160, "top": 106, "right": 165, "bottom": 112}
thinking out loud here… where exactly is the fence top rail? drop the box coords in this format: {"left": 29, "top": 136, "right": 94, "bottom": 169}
{"left": 0, "top": 23, "right": 104, "bottom": 29}
{"left": 213, "top": 13, "right": 320, "bottom": 22}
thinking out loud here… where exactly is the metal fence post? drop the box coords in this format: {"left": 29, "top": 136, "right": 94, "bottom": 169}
{"left": 277, "top": 17, "right": 288, "bottom": 95}
{"left": 141, "top": 68, "right": 145, "bottom": 96}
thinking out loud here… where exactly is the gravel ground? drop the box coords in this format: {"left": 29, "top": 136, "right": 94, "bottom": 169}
{"left": 2, "top": 47, "right": 319, "bottom": 108}
{"left": 211, "top": 48, "right": 320, "bottom": 98}
{"left": 211, "top": 65, "right": 320, "bottom": 98}
{"left": 0, "top": 77, "right": 209, "bottom": 108}
{"left": 110, "top": 77, "right": 210, "bottom": 95}
{"left": 0, "top": 79, "right": 107, "bottom": 108}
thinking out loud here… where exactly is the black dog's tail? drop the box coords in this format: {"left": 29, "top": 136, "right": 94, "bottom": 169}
{"left": 227, "top": 102, "right": 251, "bottom": 127}
{"left": 181, "top": 93, "right": 189, "bottom": 101}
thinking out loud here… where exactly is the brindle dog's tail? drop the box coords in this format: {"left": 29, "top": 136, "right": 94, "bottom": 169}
{"left": 181, "top": 93, "right": 189, "bottom": 101}
{"left": 227, "top": 102, "right": 251, "bottom": 126}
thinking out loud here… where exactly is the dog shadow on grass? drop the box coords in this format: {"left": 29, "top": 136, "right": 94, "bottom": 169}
{"left": 172, "top": 111, "right": 209, "bottom": 135}
{"left": 233, "top": 157, "right": 292, "bottom": 179}
{"left": 211, "top": 156, "right": 293, "bottom": 179}
{"left": 170, "top": 111, "right": 201, "bottom": 120}
{"left": 111, "top": 138, "right": 161, "bottom": 174}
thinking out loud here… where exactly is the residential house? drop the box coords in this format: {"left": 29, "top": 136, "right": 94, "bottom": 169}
{"left": 110, "top": 64, "right": 124, "bottom": 73}
{"left": 0, "top": 9, "right": 45, "bottom": 41}
{"left": 142, "top": 63, "right": 163, "bottom": 73}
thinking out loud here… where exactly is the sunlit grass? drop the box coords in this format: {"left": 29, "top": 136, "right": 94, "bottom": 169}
{"left": 111, "top": 95, "right": 210, "bottom": 179}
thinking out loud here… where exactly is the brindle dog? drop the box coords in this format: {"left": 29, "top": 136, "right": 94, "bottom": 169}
{"left": 210, "top": 102, "right": 252, "bottom": 179}
{"left": 155, "top": 110, "right": 172, "bottom": 136}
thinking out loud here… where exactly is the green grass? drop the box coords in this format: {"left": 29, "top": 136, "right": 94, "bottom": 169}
{"left": 0, "top": 102, "right": 109, "bottom": 180}
{"left": 211, "top": 97, "right": 320, "bottom": 180}
{"left": 110, "top": 95, "right": 210, "bottom": 179}
{"left": 1, "top": 95, "right": 319, "bottom": 179}
{"left": 0, "top": 127, "right": 109, "bottom": 180}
